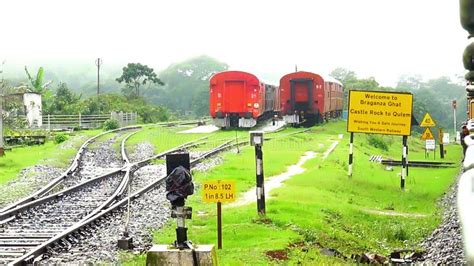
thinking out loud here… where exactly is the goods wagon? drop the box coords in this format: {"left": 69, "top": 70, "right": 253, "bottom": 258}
{"left": 209, "top": 71, "right": 279, "bottom": 128}
{"left": 279, "top": 71, "right": 343, "bottom": 126}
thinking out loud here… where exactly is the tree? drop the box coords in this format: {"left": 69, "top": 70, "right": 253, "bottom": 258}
{"left": 116, "top": 63, "right": 164, "bottom": 98}
{"left": 24, "top": 66, "right": 54, "bottom": 113}
{"left": 396, "top": 74, "right": 423, "bottom": 90}
{"left": 24, "top": 66, "right": 52, "bottom": 94}
{"left": 154, "top": 55, "right": 228, "bottom": 117}
{"left": 329, "top": 67, "right": 357, "bottom": 85}
{"left": 47, "top": 83, "right": 82, "bottom": 114}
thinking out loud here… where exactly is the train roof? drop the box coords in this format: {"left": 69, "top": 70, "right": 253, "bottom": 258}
{"left": 211, "top": 70, "right": 277, "bottom": 86}
{"left": 280, "top": 71, "right": 343, "bottom": 87}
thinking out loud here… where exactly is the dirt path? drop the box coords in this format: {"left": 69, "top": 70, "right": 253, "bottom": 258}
{"left": 362, "top": 209, "right": 428, "bottom": 218}
{"left": 228, "top": 141, "right": 339, "bottom": 208}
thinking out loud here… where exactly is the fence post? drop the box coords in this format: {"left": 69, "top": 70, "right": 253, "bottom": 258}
{"left": 48, "top": 114, "right": 51, "bottom": 131}
{"left": 79, "top": 113, "right": 82, "bottom": 128}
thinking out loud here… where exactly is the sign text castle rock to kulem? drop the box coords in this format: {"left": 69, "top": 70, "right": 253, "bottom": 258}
{"left": 347, "top": 90, "right": 413, "bottom": 136}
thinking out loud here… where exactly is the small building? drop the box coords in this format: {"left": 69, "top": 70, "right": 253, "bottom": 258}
{"left": 5, "top": 92, "right": 42, "bottom": 128}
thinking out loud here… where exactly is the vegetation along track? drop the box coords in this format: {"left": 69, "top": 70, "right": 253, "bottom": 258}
{"left": 0, "top": 130, "right": 225, "bottom": 265}
{"left": 0, "top": 126, "right": 142, "bottom": 215}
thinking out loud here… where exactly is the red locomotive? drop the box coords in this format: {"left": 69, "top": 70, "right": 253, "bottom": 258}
{"left": 209, "top": 71, "right": 279, "bottom": 128}
{"left": 279, "top": 71, "right": 343, "bottom": 126}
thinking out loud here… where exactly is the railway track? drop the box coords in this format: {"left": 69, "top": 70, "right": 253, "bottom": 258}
{"left": 0, "top": 129, "right": 229, "bottom": 265}
{"left": 0, "top": 126, "right": 142, "bottom": 215}
{"left": 381, "top": 160, "right": 456, "bottom": 168}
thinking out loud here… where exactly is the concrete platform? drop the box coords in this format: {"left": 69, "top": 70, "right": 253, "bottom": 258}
{"left": 146, "top": 244, "right": 217, "bottom": 266}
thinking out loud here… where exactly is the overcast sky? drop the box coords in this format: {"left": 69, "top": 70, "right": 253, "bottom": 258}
{"left": 0, "top": 0, "right": 467, "bottom": 86}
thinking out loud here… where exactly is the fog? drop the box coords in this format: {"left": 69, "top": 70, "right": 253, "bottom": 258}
{"left": 0, "top": 0, "right": 467, "bottom": 86}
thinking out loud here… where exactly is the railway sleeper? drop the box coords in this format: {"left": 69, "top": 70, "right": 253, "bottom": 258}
{"left": 0, "top": 241, "right": 41, "bottom": 247}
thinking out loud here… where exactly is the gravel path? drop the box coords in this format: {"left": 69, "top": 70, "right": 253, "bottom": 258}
{"left": 128, "top": 142, "right": 155, "bottom": 163}
{"left": 421, "top": 172, "right": 466, "bottom": 264}
{"left": 60, "top": 133, "right": 127, "bottom": 188}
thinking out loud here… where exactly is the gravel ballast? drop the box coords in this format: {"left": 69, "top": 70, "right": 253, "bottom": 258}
{"left": 421, "top": 172, "right": 466, "bottom": 264}
{"left": 39, "top": 149, "right": 224, "bottom": 264}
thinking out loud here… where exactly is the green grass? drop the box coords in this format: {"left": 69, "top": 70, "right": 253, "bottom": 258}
{"left": 121, "top": 120, "right": 462, "bottom": 265}
{"left": 0, "top": 130, "right": 102, "bottom": 185}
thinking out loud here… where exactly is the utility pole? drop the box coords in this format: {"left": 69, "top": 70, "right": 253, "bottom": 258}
{"left": 95, "top": 58, "right": 102, "bottom": 96}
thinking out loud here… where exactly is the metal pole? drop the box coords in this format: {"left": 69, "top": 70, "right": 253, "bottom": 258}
{"left": 255, "top": 144, "right": 265, "bottom": 215}
{"left": 217, "top": 202, "right": 222, "bottom": 249}
{"left": 401, "top": 136, "right": 407, "bottom": 190}
{"left": 348, "top": 132, "right": 354, "bottom": 177}
{"left": 95, "top": 58, "right": 102, "bottom": 115}
{"left": 176, "top": 206, "right": 188, "bottom": 246}
{"left": 95, "top": 58, "right": 102, "bottom": 96}
{"left": 439, "top": 128, "right": 444, "bottom": 159}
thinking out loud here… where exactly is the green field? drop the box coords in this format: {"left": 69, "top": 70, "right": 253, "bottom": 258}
{"left": 122, "top": 121, "right": 462, "bottom": 265}
{"left": 0, "top": 130, "right": 102, "bottom": 185}
{"left": 0, "top": 122, "right": 461, "bottom": 265}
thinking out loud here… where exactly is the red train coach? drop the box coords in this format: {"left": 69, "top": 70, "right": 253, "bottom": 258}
{"left": 279, "top": 71, "right": 343, "bottom": 126}
{"left": 209, "top": 71, "right": 279, "bottom": 128}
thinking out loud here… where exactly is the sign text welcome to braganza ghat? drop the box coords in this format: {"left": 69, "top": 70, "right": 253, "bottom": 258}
{"left": 347, "top": 90, "right": 413, "bottom": 136}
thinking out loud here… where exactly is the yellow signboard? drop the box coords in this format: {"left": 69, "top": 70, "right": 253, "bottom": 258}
{"left": 420, "top": 113, "right": 436, "bottom": 127}
{"left": 421, "top": 127, "right": 435, "bottom": 140}
{"left": 347, "top": 90, "right": 413, "bottom": 136}
{"left": 470, "top": 100, "right": 474, "bottom": 120}
{"left": 202, "top": 180, "right": 236, "bottom": 203}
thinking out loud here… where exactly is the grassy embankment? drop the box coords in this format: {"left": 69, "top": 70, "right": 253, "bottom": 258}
{"left": 0, "top": 130, "right": 102, "bottom": 185}
{"left": 122, "top": 120, "right": 462, "bottom": 265}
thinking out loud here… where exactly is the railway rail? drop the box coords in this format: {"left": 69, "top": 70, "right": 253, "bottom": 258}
{"left": 0, "top": 128, "right": 230, "bottom": 265}
{"left": 0, "top": 118, "right": 208, "bottom": 215}
{"left": 0, "top": 126, "right": 141, "bottom": 215}
{"left": 381, "top": 160, "right": 456, "bottom": 168}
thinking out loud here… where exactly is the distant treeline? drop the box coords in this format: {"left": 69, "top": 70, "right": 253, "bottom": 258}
{"left": 1, "top": 57, "right": 466, "bottom": 133}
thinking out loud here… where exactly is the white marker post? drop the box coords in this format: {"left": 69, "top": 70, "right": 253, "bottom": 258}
{"left": 348, "top": 132, "right": 354, "bottom": 177}
{"left": 250, "top": 131, "right": 265, "bottom": 215}
{"left": 401, "top": 136, "right": 408, "bottom": 190}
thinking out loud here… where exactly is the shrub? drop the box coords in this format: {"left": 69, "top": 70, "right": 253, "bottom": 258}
{"left": 54, "top": 133, "right": 68, "bottom": 144}
{"left": 103, "top": 119, "right": 119, "bottom": 130}
{"left": 367, "top": 134, "right": 389, "bottom": 151}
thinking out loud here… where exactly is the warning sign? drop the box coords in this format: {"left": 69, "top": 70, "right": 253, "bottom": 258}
{"left": 202, "top": 180, "right": 236, "bottom": 203}
{"left": 347, "top": 90, "right": 413, "bottom": 136}
{"left": 421, "top": 127, "right": 435, "bottom": 140}
{"left": 420, "top": 113, "right": 436, "bottom": 127}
